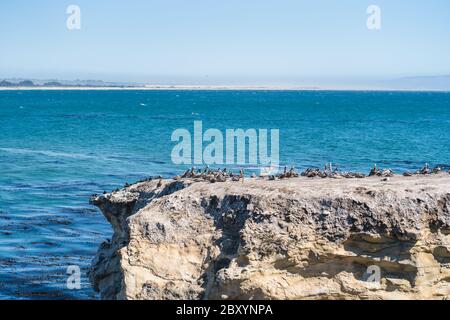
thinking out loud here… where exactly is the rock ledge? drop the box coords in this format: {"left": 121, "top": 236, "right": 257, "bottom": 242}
{"left": 89, "top": 174, "right": 450, "bottom": 300}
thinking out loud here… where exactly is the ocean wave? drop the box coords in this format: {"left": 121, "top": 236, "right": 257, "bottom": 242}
{"left": 0, "top": 147, "right": 122, "bottom": 162}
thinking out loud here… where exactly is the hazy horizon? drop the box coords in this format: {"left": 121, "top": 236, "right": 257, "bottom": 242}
{"left": 2, "top": 75, "right": 450, "bottom": 91}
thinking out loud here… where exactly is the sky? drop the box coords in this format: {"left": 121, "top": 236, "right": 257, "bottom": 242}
{"left": 1, "top": 0, "right": 450, "bottom": 85}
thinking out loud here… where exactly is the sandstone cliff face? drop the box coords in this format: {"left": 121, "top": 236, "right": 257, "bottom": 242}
{"left": 89, "top": 175, "right": 450, "bottom": 300}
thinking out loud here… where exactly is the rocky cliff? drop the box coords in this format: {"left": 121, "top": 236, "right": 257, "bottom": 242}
{"left": 89, "top": 174, "right": 450, "bottom": 300}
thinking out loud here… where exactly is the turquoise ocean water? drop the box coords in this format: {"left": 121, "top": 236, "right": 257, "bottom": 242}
{"left": 0, "top": 90, "right": 450, "bottom": 299}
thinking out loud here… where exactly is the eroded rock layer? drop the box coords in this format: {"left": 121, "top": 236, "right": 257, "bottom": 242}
{"left": 89, "top": 175, "right": 450, "bottom": 300}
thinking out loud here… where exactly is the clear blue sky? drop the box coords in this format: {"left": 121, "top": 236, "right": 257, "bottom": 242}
{"left": 1, "top": 0, "right": 449, "bottom": 84}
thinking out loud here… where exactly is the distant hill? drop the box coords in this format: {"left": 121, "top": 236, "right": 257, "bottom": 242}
{"left": 43, "top": 81, "right": 63, "bottom": 87}
{"left": 0, "top": 80, "right": 35, "bottom": 87}
{"left": 388, "top": 75, "right": 450, "bottom": 91}
{"left": 0, "top": 78, "right": 143, "bottom": 88}
{"left": 0, "top": 80, "right": 14, "bottom": 87}
{"left": 18, "top": 80, "right": 35, "bottom": 87}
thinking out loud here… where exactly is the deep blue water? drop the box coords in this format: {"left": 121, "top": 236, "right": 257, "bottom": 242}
{"left": 0, "top": 90, "right": 450, "bottom": 299}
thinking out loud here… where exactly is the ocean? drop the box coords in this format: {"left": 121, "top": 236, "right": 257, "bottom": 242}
{"left": 0, "top": 89, "right": 449, "bottom": 299}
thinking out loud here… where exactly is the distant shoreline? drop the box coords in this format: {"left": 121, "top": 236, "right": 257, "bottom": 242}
{"left": 1, "top": 85, "right": 450, "bottom": 92}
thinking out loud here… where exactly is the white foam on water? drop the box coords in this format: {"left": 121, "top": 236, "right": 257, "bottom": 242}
{"left": 0, "top": 147, "right": 123, "bottom": 162}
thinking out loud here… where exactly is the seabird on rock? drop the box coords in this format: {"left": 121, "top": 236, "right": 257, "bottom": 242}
{"left": 369, "top": 164, "right": 378, "bottom": 176}
{"left": 420, "top": 163, "right": 430, "bottom": 175}
{"left": 181, "top": 169, "right": 190, "bottom": 178}
{"left": 432, "top": 166, "right": 441, "bottom": 174}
